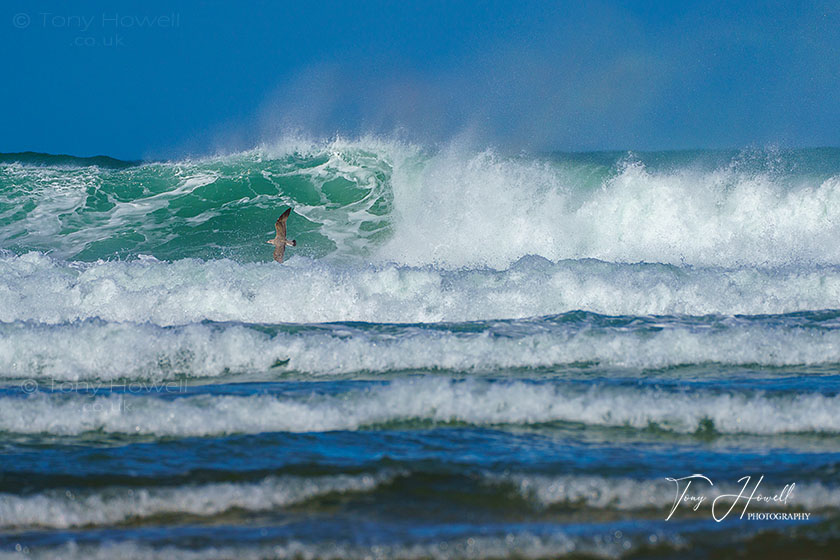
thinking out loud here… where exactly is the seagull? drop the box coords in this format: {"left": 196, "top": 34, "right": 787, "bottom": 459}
{"left": 267, "top": 207, "right": 296, "bottom": 263}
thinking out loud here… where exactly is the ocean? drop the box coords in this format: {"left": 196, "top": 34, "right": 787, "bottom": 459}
{"left": 0, "top": 140, "right": 838, "bottom": 558}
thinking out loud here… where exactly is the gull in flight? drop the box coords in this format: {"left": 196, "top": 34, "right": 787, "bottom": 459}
{"left": 267, "top": 207, "right": 296, "bottom": 263}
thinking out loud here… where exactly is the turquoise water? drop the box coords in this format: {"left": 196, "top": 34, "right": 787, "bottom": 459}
{"left": 0, "top": 141, "right": 839, "bottom": 558}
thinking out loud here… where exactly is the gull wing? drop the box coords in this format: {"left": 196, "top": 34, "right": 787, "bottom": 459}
{"left": 275, "top": 207, "right": 291, "bottom": 240}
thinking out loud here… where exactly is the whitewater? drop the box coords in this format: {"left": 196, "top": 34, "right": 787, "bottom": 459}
{"left": 1, "top": 140, "right": 839, "bottom": 559}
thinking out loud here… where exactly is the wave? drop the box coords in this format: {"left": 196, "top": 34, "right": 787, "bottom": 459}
{"left": 5, "top": 252, "right": 840, "bottom": 325}
{"left": 2, "top": 141, "right": 840, "bottom": 268}
{"left": 4, "top": 313, "right": 840, "bottom": 381}
{"left": 0, "top": 140, "right": 396, "bottom": 262}
{"left": 0, "top": 473, "right": 391, "bottom": 530}
{"left": 3, "top": 470, "right": 833, "bottom": 531}
{"left": 2, "top": 378, "right": 838, "bottom": 436}
{"left": 381, "top": 145, "right": 840, "bottom": 269}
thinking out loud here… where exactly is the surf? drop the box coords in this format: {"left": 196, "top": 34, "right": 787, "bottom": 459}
{"left": 2, "top": 141, "right": 840, "bottom": 268}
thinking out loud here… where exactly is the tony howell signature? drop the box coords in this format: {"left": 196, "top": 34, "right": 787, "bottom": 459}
{"left": 665, "top": 474, "right": 806, "bottom": 522}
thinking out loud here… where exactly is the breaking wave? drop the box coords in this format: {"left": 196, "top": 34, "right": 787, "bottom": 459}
{"left": 4, "top": 312, "right": 840, "bottom": 381}
{"left": 2, "top": 142, "right": 840, "bottom": 268}
{"left": 2, "top": 378, "right": 838, "bottom": 436}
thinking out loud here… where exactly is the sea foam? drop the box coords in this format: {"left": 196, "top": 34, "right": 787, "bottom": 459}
{"left": 3, "top": 252, "right": 840, "bottom": 326}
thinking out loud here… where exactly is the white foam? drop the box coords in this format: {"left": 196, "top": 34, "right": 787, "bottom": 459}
{"left": 3, "top": 252, "right": 840, "bottom": 326}
{"left": 0, "top": 473, "right": 391, "bottom": 529}
{"left": 381, "top": 145, "right": 840, "bottom": 268}
{"left": 3, "top": 317, "right": 840, "bottom": 381}
{"left": 1, "top": 378, "right": 837, "bottom": 436}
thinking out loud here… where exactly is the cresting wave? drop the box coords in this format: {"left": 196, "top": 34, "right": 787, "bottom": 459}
{"left": 383, "top": 145, "right": 840, "bottom": 269}
{"left": 1, "top": 473, "right": 835, "bottom": 531}
{"left": 4, "top": 252, "right": 840, "bottom": 325}
{"left": 5, "top": 314, "right": 840, "bottom": 381}
{"left": 2, "top": 378, "right": 839, "bottom": 436}
{"left": 0, "top": 473, "right": 391, "bottom": 530}
{"left": 2, "top": 143, "right": 840, "bottom": 268}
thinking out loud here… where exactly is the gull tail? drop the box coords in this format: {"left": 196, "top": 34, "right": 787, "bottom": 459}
{"left": 287, "top": 239, "right": 297, "bottom": 247}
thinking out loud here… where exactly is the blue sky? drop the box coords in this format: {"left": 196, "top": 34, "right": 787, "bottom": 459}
{"left": 2, "top": 1, "right": 838, "bottom": 159}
